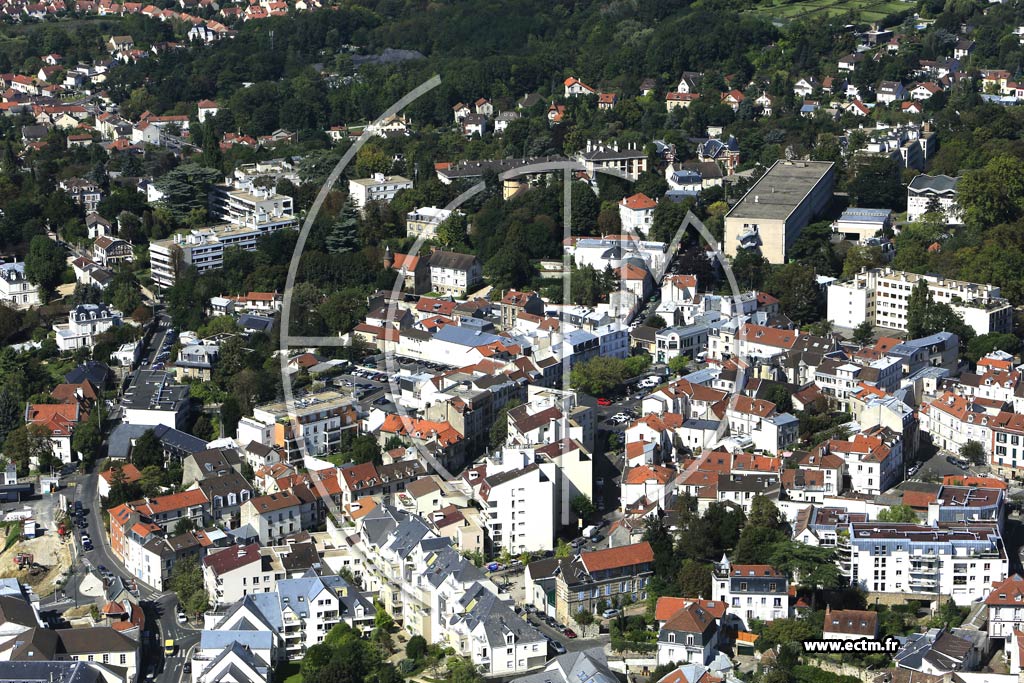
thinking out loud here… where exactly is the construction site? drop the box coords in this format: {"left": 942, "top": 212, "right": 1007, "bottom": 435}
{"left": 0, "top": 513, "right": 73, "bottom": 598}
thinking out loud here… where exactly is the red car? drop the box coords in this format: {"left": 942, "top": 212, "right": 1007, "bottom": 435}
{"left": 597, "top": 398, "right": 612, "bottom": 406}
{"left": 562, "top": 628, "right": 577, "bottom": 639}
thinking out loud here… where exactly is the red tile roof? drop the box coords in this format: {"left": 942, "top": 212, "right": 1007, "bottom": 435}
{"left": 580, "top": 541, "right": 653, "bottom": 573}
{"left": 621, "top": 193, "right": 656, "bottom": 211}
{"left": 203, "top": 543, "right": 261, "bottom": 576}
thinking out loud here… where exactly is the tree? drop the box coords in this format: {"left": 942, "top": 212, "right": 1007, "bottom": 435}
{"left": 24, "top": 235, "right": 66, "bottom": 300}
{"left": 765, "top": 262, "right": 821, "bottom": 324}
{"left": 168, "top": 557, "right": 206, "bottom": 614}
{"left": 405, "top": 635, "right": 428, "bottom": 661}
{"left": 842, "top": 244, "right": 885, "bottom": 279}
{"left": 354, "top": 145, "right": 392, "bottom": 178}
{"left": 130, "top": 428, "right": 163, "bottom": 469}
{"left": 960, "top": 440, "right": 986, "bottom": 466}
{"left": 758, "top": 617, "right": 821, "bottom": 651}
{"left": 574, "top": 609, "right": 595, "bottom": 626}
{"left": 0, "top": 390, "right": 21, "bottom": 450}
{"left": 554, "top": 539, "right": 571, "bottom": 558}
{"left": 847, "top": 156, "right": 903, "bottom": 209}
{"left": 677, "top": 559, "right": 713, "bottom": 598}
{"left": 489, "top": 399, "right": 521, "bottom": 448}
{"left": 877, "top": 504, "right": 918, "bottom": 523}
{"left": 436, "top": 212, "right": 469, "bottom": 249}
{"left": 349, "top": 434, "right": 382, "bottom": 465}
{"left": 906, "top": 280, "right": 933, "bottom": 340}
{"left": 668, "top": 355, "right": 689, "bottom": 375}
{"left": 153, "top": 164, "right": 221, "bottom": 221}
{"left": 72, "top": 404, "right": 103, "bottom": 465}
{"left": 570, "top": 355, "right": 650, "bottom": 396}
{"left": 570, "top": 182, "right": 600, "bottom": 235}
{"left": 957, "top": 155, "right": 1024, "bottom": 228}
{"left": 221, "top": 395, "right": 242, "bottom": 438}
{"left": 852, "top": 319, "right": 874, "bottom": 346}
{"left": 644, "top": 314, "right": 667, "bottom": 329}
{"left": 731, "top": 250, "right": 770, "bottom": 291}
{"left": 192, "top": 415, "right": 216, "bottom": 441}
{"left": 174, "top": 517, "right": 196, "bottom": 534}
{"left": 2, "top": 424, "right": 54, "bottom": 475}
{"left": 967, "top": 333, "right": 1019, "bottom": 364}
{"left": 571, "top": 494, "right": 596, "bottom": 521}
{"left": 325, "top": 205, "right": 360, "bottom": 253}
{"left": 905, "top": 279, "right": 973, "bottom": 345}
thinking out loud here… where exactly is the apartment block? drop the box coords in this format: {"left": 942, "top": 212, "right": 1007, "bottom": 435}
{"left": 712, "top": 559, "right": 789, "bottom": 627}
{"left": 840, "top": 521, "right": 1007, "bottom": 605}
{"left": 237, "top": 391, "right": 360, "bottom": 462}
{"left": 827, "top": 268, "right": 1013, "bottom": 336}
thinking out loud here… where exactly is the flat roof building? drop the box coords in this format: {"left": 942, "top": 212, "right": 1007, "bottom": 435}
{"left": 724, "top": 159, "right": 835, "bottom": 264}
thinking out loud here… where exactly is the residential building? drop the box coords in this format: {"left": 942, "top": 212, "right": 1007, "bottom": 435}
{"left": 842, "top": 521, "right": 1007, "bottom": 605}
{"left": 347, "top": 174, "right": 413, "bottom": 209}
{"left": 985, "top": 574, "right": 1024, "bottom": 672}
{"left": 712, "top": 559, "right": 788, "bottom": 627}
{"left": 618, "top": 193, "right": 656, "bottom": 233}
{"left": 59, "top": 178, "right": 102, "bottom": 212}
{"left": 827, "top": 267, "right": 1013, "bottom": 336}
{"left": 477, "top": 460, "right": 556, "bottom": 554}
{"left": 831, "top": 207, "right": 892, "bottom": 242}
{"left": 121, "top": 370, "right": 190, "bottom": 430}
{"left": 575, "top": 140, "right": 648, "bottom": 181}
{"left": 656, "top": 602, "right": 719, "bottom": 666}
{"left": 823, "top": 606, "right": 879, "bottom": 640}
{"left": 174, "top": 341, "right": 220, "bottom": 382}
{"left": 723, "top": 160, "right": 836, "bottom": 264}
{"left": 209, "top": 183, "right": 297, "bottom": 231}
{"left": 92, "top": 236, "right": 134, "bottom": 268}
{"left": 907, "top": 174, "right": 962, "bottom": 224}
{"left": 54, "top": 304, "right": 123, "bottom": 351}
{"left": 406, "top": 207, "right": 457, "bottom": 240}
{"left": 150, "top": 220, "right": 295, "bottom": 288}
{"left": 24, "top": 403, "right": 84, "bottom": 464}
{"left": 239, "top": 486, "right": 320, "bottom": 545}
{"left": 824, "top": 427, "right": 903, "bottom": 496}
{"left": 552, "top": 542, "right": 654, "bottom": 623}
{"left": 429, "top": 250, "right": 483, "bottom": 297}
{"left": 0, "top": 261, "right": 40, "bottom": 309}
{"left": 237, "top": 391, "right": 359, "bottom": 462}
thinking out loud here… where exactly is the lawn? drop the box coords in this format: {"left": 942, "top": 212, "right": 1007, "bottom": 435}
{"left": 746, "top": 0, "right": 914, "bottom": 24}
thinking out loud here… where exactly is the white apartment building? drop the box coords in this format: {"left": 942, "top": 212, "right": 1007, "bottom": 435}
{"left": 842, "top": 522, "right": 1007, "bottom": 605}
{"left": 204, "top": 543, "right": 275, "bottom": 604}
{"left": 724, "top": 396, "right": 799, "bottom": 454}
{"left": 150, "top": 220, "right": 294, "bottom": 287}
{"left": 907, "top": 174, "right": 962, "bottom": 224}
{"left": 237, "top": 391, "right": 360, "bottom": 462}
{"left": 406, "top": 207, "right": 457, "bottom": 239}
{"left": 919, "top": 392, "right": 999, "bottom": 457}
{"left": 712, "top": 558, "right": 789, "bottom": 627}
{"left": 209, "top": 183, "right": 298, "bottom": 231}
{"left": 827, "top": 268, "right": 1013, "bottom": 336}
{"left": 477, "top": 456, "right": 556, "bottom": 554}
{"left": 239, "top": 488, "right": 320, "bottom": 546}
{"left": 0, "top": 261, "right": 40, "bottom": 309}
{"left": 54, "top": 303, "right": 123, "bottom": 351}
{"left": 428, "top": 250, "right": 483, "bottom": 297}
{"left": 825, "top": 427, "right": 903, "bottom": 496}
{"left": 348, "top": 173, "right": 413, "bottom": 209}
{"left": 985, "top": 575, "right": 1024, "bottom": 673}
{"left": 121, "top": 370, "right": 190, "bottom": 430}
{"left": 619, "top": 193, "right": 656, "bottom": 233}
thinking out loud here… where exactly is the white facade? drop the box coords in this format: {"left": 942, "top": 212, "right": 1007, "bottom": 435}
{"left": 713, "top": 560, "right": 789, "bottom": 626}
{"left": 827, "top": 268, "right": 1013, "bottom": 336}
{"left": 478, "top": 456, "right": 556, "bottom": 554}
{"left": 347, "top": 174, "right": 413, "bottom": 209}
{"left": 844, "top": 522, "right": 1007, "bottom": 605}
{"left": 54, "top": 303, "right": 123, "bottom": 351}
{"left": 0, "top": 261, "right": 40, "bottom": 309}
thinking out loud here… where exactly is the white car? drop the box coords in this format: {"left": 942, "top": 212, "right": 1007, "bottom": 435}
{"left": 178, "top": 611, "right": 187, "bottom": 623}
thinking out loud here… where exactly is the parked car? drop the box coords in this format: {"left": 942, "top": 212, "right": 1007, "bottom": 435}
{"left": 602, "top": 609, "right": 619, "bottom": 619}
{"left": 178, "top": 611, "right": 187, "bottom": 623}
{"left": 563, "top": 628, "right": 577, "bottom": 639}
{"left": 597, "top": 398, "right": 611, "bottom": 407}
{"left": 549, "top": 640, "right": 567, "bottom": 655}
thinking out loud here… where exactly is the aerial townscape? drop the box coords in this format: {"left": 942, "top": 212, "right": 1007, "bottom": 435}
{"left": 7, "top": 1, "right": 1024, "bottom": 683}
